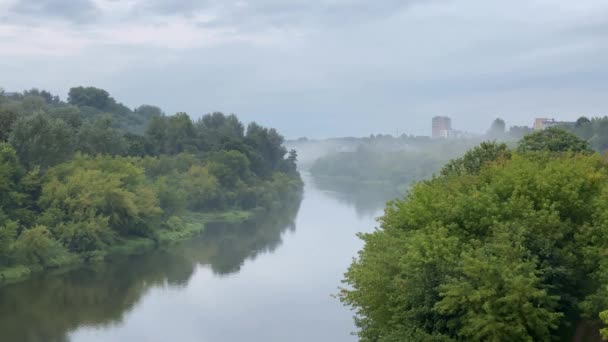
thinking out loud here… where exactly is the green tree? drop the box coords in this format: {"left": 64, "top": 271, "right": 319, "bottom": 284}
{"left": 9, "top": 113, "right": 74, "bottom": 170}
{"left": 342, "top": 141, "right": 608, "bottom": 341}
{"left": 0, "top": 143, "right": 38, "bottom": 223}
{"left": 435, "top": 230, "right": 562, "bottom": 341}
{"left": 195, "top": 112, "right": 244, "bottom": 150}
{"left": 0, "top": 220, "right": 18, "bottom": 265}
{"left": 517, "top": 127, "right": 592, "bottom": 154}
{"left": 77, "top": 115, "right": 126, "bottom": 156}
{"left": 508, "top": 125, "right": 533, "bottom": 140}
{"left": 600, "top": 308, "right": 608, "bottom": 340}
{"left": 68, "top": 86, "right": 112, "bottom": 110}
{"left": 440, "top": 141, "right": 511, "bottom": 176}
{"left": 245, "top": 122, "right": 287, "bottom": 177}
{"left": 488, "top": 118, "right": 506, "bottom": 137}
{"left": 39, "top": 155, "right": 162, "bottom": 236}
{"left": 0, "top": 108, "right": 18, "bottom": 142}
{"left": 13, "top": 225, "right": 67, "bottom": 267}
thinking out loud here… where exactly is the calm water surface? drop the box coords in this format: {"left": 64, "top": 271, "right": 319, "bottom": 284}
{"left": 0, "top": 176, "right": 396, "bottom": 342}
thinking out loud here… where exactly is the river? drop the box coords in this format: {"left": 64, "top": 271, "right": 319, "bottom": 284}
{"left": 0, "top": 175, "right": 395, "bottom": 342}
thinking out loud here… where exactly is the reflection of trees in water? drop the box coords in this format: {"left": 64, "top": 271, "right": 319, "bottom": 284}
{"left": 0, "top": 198, "right": 301, "bottom": 342}
{"left": 311, "top": 176, "right": 402, "bottom": 218}
{"left": 196, "top": 206, "right": 299, "bottom": 275}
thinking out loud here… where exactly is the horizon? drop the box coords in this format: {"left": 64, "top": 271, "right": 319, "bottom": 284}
{"left": 0, "top": 86, "right": 592, "bottom": 140}
{"left": 1, "top": 0, "right": 607, "bottom": 138}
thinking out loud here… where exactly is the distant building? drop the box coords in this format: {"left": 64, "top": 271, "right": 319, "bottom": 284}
{"left": 432, "top": 116, "right": 452, "bottom": 138}
{"left": 534, "top": 118, "right": 575, "bottom": 130}
{"left": 440, "top": 129, "right": 466, "bottom": 139}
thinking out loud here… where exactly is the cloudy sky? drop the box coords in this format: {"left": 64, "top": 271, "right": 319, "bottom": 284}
{"left": 1, "top": 0, "right": 607, "bottom": 138}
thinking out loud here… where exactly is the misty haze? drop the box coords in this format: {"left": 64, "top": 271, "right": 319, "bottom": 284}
{"left": 1, "top": 1, "right": 608, "bottom": 341}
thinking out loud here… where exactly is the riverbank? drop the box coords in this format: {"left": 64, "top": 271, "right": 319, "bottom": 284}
{"left": 0, "top": 209, "right": 256, "bottom": 286}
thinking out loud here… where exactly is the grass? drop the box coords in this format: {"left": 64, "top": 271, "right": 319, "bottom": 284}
{"left": 106, "top": 236, "right": 156, "bottom": 258}
{"left": 186, "top": 210, "right": 254, "bottom": 224}
{"left": 0, "top": 265, "right": 32, "bottom": 284}
{"left": 157, "top": 209, "right": 255, "bottom": 244}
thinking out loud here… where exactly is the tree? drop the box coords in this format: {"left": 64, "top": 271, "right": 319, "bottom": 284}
{"left": 517, "top": 127, "right": 592, "bottom": 154}
{"left": 181, "top": 165, "right": 220, "bottom": 210}
{"left": 68, "top": 86, "right": 112, "bottom": 110}
{"left": 195, "top": 112, "right": 244, "bottom": 149}
{"left": 9, "top": 113, "right": 74, "bottom": 170}
{"left": 39, "top": 155, "right": 162, "bottom": 236}
{"left": 0, "top": 220, "right": 18, "bottom": 265}
{"left": 13, "top": 225, "right": 67, "bottom": 267}
{"left": 435, "top": 231, "right": 562, "bottom": 341}
{"left": 487, "top": 118, "right": 506, "bottom": 137}
{"left": 47, "top": 105, "right": 82, "bottom": 129}
{"left": 245, "top": 122, "right": 287, "bottom": 177}
{"left": 165, "top": 112, "right": 197, "bottom": 154}
{"left": 134, "top": 105, "right": 162, "bottom": 119}
{"left": 77, "top": 115, "right": 127, "bottom": 156}
{"left": 282, "top": 149, "right": 298, "bottom": 175}
{"left": 440, "top": 141, "right": 511, "bottom": 176}
{"left": 144, "top": 115, "right": 168, "bottom": 155}
{"left": 0, "top": 143, "right": 26, "bottom": 215}
{"left": 0, "top": 108, "right": 18, "bottom": 142}
{"left": 508, "top": 125, "right": 533, "bottom": 140}
{"left": 342, "top": 141, "right": 608, "bottom": 341}
{"left": 23, "top": 88, "right": 59, "bottom": 104}
{"left": 600, "top": 308, "right": 608, "bottom": 340}
{"left": 575, "top": 116, "right": 591, "bottom": 128}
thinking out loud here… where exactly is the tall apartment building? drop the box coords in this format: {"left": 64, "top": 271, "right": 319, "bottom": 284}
{"left": 432, "top": 116, "right": 452, "bottom": 138}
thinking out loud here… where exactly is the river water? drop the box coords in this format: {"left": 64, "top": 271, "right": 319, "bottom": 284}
{"left": 0, "top": 176, "right": 395, "bottom": 342}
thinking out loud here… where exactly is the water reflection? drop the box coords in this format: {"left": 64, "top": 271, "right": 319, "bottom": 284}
{"left": 310, "top": 175, "right": 402, "bottom": 218}
{"left": 0, "top": 199, "right": 301, "bottom": 342}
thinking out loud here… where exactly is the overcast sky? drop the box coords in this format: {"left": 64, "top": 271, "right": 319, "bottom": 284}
{"left": 1, "top": 0, "right": 607, "bottom": 138}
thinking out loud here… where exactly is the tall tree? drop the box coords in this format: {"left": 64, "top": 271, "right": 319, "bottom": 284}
{"left": 9, "top": 113, "right": 74, "bottom": 170}
{"left": 487, "top": 118, "right": 506, "bottom": 137}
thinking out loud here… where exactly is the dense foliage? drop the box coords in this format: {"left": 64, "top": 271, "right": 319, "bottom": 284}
{"left": 341, "top": 129, "right": 608, "bottom": 341}
{"left": 563, "top": 116, "right": 608, "bottom": 154}
{"left": 518, "top": 126, "right": 593, "bottom": 154}
{"left": 0, "top": 196, "right": 301, "bottom": 341}
{"left": 0, "top": 87, "right": 302, "bottom": 277}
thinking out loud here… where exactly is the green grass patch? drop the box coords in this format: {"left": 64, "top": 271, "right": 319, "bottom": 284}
{"left": 157, "top": 220, "right": 204, "bottom": 244}
{"left": 185, "top": 210, "right": 254, "bottom": 224}
{"left": 106, "top": 236, "right": 156, "bottom": 258}
{"left": 0, "top": 265, "right": 32, "bottom": 284}
{"left": 157, "top": 210, "right": 254, "bottom": 244}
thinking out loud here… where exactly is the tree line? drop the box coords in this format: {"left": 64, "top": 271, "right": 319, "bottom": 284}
{"left": 309, "top": 136, "right": 481, "bottom": 191}
{"left": 0, "top": 87, "right": 302, "bottom": 277}
{"left": 341, "top": 127, "right": 608, "bottom": 341}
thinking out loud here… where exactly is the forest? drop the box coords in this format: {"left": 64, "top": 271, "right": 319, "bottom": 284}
{"left": 308, "top": 117, "right": 608, "bottom": 192}
{"left": 0, "top": 87, "right": 302, "bottom": 281}
{"left": 341, "top": 128, "right": 608, "bottom": 341}
{"left": 309, "top": 136, "right": 480, "bottom": 191}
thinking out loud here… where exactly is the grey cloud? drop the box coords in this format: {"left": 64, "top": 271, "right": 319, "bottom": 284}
{"left": 10, "top": 0, "right": 99, "bottom": 23}
{"left": 1, "top": 0, "right": 607, "bottom": 139}
{"left": 137, "top": 0, "right": 426, "bottom": 30}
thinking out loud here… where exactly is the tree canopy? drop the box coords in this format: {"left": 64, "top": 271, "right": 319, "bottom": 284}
{"left": 341, "top": 135, "right": 608, "bottom": 341}
{"left": 518, "top": 126, "right": 593, "bottom": 154}
{"left": 0, "top": 86, "right": 302, "bottom": 277}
